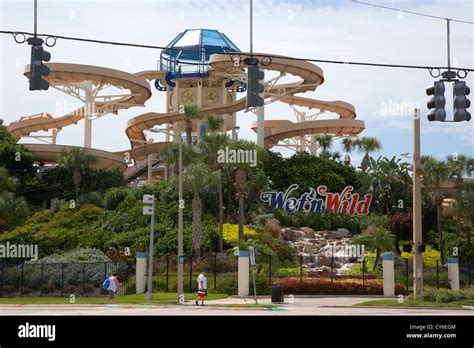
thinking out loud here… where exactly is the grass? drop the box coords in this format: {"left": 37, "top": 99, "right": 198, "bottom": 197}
{"left": 0, "top": 292, "right": 228, "bottom": 305}
{"left": 209, "top": 303, "right": 277, "bottom": 308}
{"left": 358, "top": 299, "right": 474, "bottom": 308}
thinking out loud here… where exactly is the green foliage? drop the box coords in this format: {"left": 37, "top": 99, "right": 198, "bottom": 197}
{"left": 263, "top": 151, "right": 359, "bottom": 197}
{"left": 102, "top": 187, "right": 130, "bottom": 210}
{"left": 34, "top": 247, "right": 111, "bottom": 263}
{"left": 0, "top": 119, "right": 36, "bottom": 185}
{"left": 0, "top": 191, "right": 29, "bottom": 231}
{"left": 421, "top": 289, "right": 474, "bottom": 303}
{"left": 274, "top": 209, "right": 361, "bottom": 234}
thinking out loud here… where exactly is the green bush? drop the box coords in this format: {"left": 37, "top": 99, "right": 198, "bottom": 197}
{"left": 274, "top": 209, "right": 361, "bottom": 234}
{"left": 421, "top": 289, "right": 474, "bottom": 303}
{"left": 103, "top": 187, "right": 130, "bottom": 210}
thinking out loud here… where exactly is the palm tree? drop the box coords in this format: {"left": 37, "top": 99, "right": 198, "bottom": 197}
{"left": 341, "top": 137, "right": 356, "bottom": 165}
{"left": 183, "top": 104, "right": 200, "bottom": 145}
{"left": 355, "top": 136, "right": 382, "bottom": 171}
{"left": 315, "top": 134, "right": 334, "bottom": 158}
{"left": 206, "top": 114, "right": 225, "bottom": 133}
{"left": 183, "top": 163, "right": 219, "bottom": 258}
{"left": 453, "top": 185, "right": 474, "bottom": 247}
{"left": 352, "top": 224, "right": 396, "bottom": 271}
{"left": 446, "top": 155, "right": 473, "bottom": 236}
{"left": 227, "top": 139, "right": 263, "bottom": 240}
{"left": 160, "top": 142, "right": 196, "bottom": 177}
{"left": 421, "top": 156, "right": 449, "bottom": 262}
{"left": 199, "top": 132, "right": 230, "bottom": 252}
{"left": 58, "top": 148, "right": 96, "bottom": 200}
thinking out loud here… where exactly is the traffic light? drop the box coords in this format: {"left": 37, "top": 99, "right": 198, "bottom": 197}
{"left": 27, "top": 37, "right": 51, "bottom": 91}
{"left": 426, "top": 81, "right": 446, "bottom": 122}
{"left": 453, "top": 80, "right": 471, "bottom": 122}
{"left": 247, "top": 65, "right": 265, "bottom": 108}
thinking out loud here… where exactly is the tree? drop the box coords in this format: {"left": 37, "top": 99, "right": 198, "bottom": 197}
{"left": 355, "top": 136, "right": 382, "bottom": 171}
{"left": 227, "top": 140, "right": 265, "bottom": 240}
{"left": 421, "top": 156, "right": 449, "bottom": 262}
{"left": 160, "top": 142, "right": 196, "bottom": 177}
{"left": 352, "top": 225, "right": 396, "bottom": 271}
{"left": 263, "top": 150, "right": 359, "bottom": 197}
{"left": 199, "top": 133, "right": 230, "bottom": 252}
{"left": 206, "top": 114, "right": 225, "bottom": 133}
{"left": 341, "top": 137, "right": 357, "bottom": 165}
{"left": 0, "top": 119, "right": 38, "bottom": 204}
{"left": 58, "top": 148, "right": 97, "bottom": 201}
{"left": 183, "top": 105, "right": 200, "bottom": 145}
{"left": 315, "top": 134, "right": 334, "bottom": 158}
{"left": 446, "top": 155, "right": 473, "bottom": 236}
{"left": 0, "top": 167, "right": 29, "bottom": 232}
{"left": 183, "top": 163, "right": 219, "bottom": 258}
{"left": 453, "top": 184, "right": 474, "bottom": 248}
{"left": 367, "top": 156, "right": 412, "bottom": 214}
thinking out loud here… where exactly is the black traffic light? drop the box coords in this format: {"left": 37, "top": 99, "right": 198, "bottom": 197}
{"left": 27, "top": 37, "right": 51, "bottom": 91}
{"left": 426, "top": 81, "right": 446, "bottom": 122}
{"left": 247, "top": 65, "right": 265, "bottom": 108}
{"left": 453, "top": 80, "right": 471, "bottom": 122}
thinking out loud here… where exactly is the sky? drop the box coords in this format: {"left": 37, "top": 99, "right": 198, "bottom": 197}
{"left": 0, "top": 0, "right": 473, "bottom": 165}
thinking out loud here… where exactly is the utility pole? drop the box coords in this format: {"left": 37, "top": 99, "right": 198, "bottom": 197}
{"left": 177, "top": 141, "right": 184, "bottom": 302}
{"left": 412, "top": 108, "right": 423, "bottom": 298}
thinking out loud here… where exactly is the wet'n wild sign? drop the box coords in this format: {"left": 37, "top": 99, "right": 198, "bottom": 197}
{"left": 260, "top": 184, "right": 372, "bottom": 216}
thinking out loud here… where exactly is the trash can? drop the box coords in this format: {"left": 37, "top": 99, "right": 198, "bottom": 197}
{"left": 270, "top": 283, "right": 284, "bottom": 303}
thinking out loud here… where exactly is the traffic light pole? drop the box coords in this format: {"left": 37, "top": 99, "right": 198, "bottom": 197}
{"left": 446, "top": 19, "right": 451, "bottom": 71}
{"left": 34, "top": 0, "right": 37, "bottom": 37}
{"left": 256, "top": 104, "right": 264, "bottom": 147}
{"left": 413, "top": 108, "right": 424, "bottom": 298}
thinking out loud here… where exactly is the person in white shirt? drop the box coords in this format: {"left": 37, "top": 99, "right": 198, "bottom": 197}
{"left": 195, "top": 271, "right": 207, "bottom": 306}
{"left": 107, "top": 273, "right": 121, "bottom": 300}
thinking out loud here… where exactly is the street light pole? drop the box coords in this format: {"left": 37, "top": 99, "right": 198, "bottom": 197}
{"left": 413, "top": 108, "right": 424, "bottom": 298}
{"left": 143, "top": 194, "right": 155, "bottom": 301}
{"left": 177, "top": 141, "right": 184, "bottom": 302}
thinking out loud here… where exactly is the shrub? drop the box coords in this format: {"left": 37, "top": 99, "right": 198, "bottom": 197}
{"left": 222, "top": 223, "right": 256, "bottom": 241}
{"left": 389, "top": 212, "right": 412, "bottom": 241}
{"left": 274, "top": 210, "right": 361, "bottom": 234}
{"left": 275, "top": 277, "right": 407, "bottom": 295}
{"left": 103, "top": 187, "right": 130, "bottom": 210}
{"left": 421, "top": 289, "right": 473, "bottom": 303}
{"left": 264, "top": 219, "right": 281, "bottom": 237}
{"left": 78, "top": 192, "right": 104, "bottom": 207}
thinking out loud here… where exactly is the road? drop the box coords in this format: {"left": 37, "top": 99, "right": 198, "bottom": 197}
{"left": 0, "top": 297, "right": 473, "bottom": 316}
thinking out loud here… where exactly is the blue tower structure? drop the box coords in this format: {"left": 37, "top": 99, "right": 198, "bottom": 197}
{"left": 158, "top": 29, "right": 240, "bottom": 88}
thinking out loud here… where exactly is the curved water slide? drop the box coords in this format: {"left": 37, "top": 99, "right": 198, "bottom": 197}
{"left": 8, "top": 52, "right": 363, "bottom": 181}
{"left": 209, "top": 53, "right": 364, "bottom": 148}
{"left": 249, "top": 96, "right": 365, "bottom": 148}
{"left": 7, "top": 64, "right": 168, "bottom": 180}
{"left": 124, "top": 52, "right": 326, "bottom": 147}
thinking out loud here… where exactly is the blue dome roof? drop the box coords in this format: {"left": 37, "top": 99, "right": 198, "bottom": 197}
{"left": 160, "top": 29, "right": 240, "bottom": 75}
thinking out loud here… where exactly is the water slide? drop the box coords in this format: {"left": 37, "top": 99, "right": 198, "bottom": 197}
{"left": 7, "top": 52, "right": 364, "bottom": 182}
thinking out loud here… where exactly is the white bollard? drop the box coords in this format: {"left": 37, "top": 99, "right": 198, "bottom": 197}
{"left": 447, "top": 258, "right": 460, "bottom": 290}
{"left": 382, "top": 252, "right": 395, "bottom": 297}
{"left": 136, "top": 252, "right": 147, "bottom": 294}
{"left": 238, "top": 250, "right": 250, "bottom": 296}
